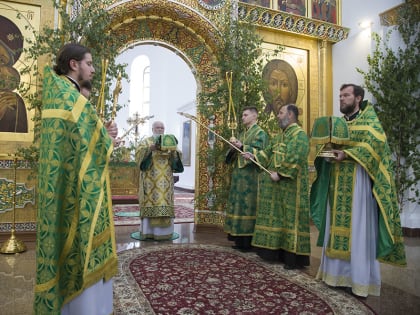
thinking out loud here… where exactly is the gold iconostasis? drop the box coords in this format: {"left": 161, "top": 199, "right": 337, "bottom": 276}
{"left": 0, "top": 0, "right": 348, "bottom": 230}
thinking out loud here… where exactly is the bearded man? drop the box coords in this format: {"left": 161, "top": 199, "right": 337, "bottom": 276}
{"left": 310, "top": 83, "right": 406, "bottom": 297}
{"left": 244, "top": 104, "right": 311, "bottom": 269}
{"left": 136, "top": 121, "right": 183, "bottom": 240}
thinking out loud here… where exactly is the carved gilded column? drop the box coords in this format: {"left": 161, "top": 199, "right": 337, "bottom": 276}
{"left": 319, "top": 40, "right": 333, "bottom": 116}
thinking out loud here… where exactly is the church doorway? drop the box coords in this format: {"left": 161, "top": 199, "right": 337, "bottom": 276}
{"left": 108, "top": 0, "right": 223, "bottom": 225}
{"left": 113, "top": 43, "right": 197, "bottom": 191}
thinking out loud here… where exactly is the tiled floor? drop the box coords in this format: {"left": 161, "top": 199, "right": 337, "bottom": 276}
{"left": 1, "top": 219, "right": 419, "bottom": 314}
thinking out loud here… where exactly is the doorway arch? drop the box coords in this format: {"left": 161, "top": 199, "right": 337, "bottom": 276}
{"left": 108, "top": 0, "right": 223, "bottom": 225}
{"left": 115, "top": 43, "right": 197, "bottom": 190}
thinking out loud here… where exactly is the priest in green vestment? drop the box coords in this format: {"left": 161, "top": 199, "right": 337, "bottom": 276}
{"left": 310, "top": 84, "right": 406, "bottom": 297}
{"left": 136, "top": 121, "right": 183, "bottom": 240}
{"left": 224, "top": 106, "right": 269, "bottom": 251}
{"left": 34, "top": 44, "right": 117, "bottom": 314}
{"left": 245, "top": 104, "right": 311, "bottom": 269}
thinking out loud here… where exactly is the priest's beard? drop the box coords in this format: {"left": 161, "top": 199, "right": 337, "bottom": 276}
{"left": 279, "top": 116, "right": 290, "bottom": 130}
{"left": 340, "top": 100, "right": 358, "bottom": 116}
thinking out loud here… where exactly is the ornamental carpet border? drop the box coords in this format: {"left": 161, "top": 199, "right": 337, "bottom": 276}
{"left": 114, "top": 244, "right": 376, "bottom": 314}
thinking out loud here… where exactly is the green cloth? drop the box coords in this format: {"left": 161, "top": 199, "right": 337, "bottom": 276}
{"left": 158, "top": 134, "right": 178, "bottom": 151}
{"left": 34, "top": 66, "right": 117, "bottom": 314}
{"left": 223, "top": 124, "right": 269, "bottom": 236}
{"left": 310, "top": 103, "right": 406, "bottom": 266}
{"left": 310, "top": 116, "right": 350, "bottom": 145}
{"left": 252, "top": 123, "right": 311, "bottom": 256}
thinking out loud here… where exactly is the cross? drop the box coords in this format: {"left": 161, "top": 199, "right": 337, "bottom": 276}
{"left": 125, "top": 112, "right": 153, "bottom": 145}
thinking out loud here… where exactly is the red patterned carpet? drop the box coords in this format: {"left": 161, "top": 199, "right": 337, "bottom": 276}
{"left": 113, "top": 193, "right": 194, "bottom": 225}
{"left": 114, "top": 244, "right": 376, "bottom": 315}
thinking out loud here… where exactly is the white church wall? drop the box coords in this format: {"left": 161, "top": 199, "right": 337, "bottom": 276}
{"left": 113, "top": 48, "right": 138, "bottom": 143}
{"left": 403, "top": 188, "right": 420, "bottom": 229}
{"left": 114, "top": 45, "right": 196, "bottom": 140}
{"left": 148, "top": 47, "right": 196, "bottom": 138}
{"left": 333, "top": 0, "right": 420, "bottom": 228}
{"left": 332, "top": 0, "right": 403, "bottom": 116}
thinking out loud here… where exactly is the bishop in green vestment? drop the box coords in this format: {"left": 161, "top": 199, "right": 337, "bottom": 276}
{"left": 248, "top": 104, "right": 311, "bottom": 269}
{"left": 224, "top": 106, "right": 269, "bottom": 250}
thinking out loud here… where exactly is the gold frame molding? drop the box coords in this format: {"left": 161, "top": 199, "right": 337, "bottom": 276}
{"left": 239, "top": 1, "right": 348, "bottom": 43}
{"left": 0, "top": 0, "right": 54, "bottom": 154}
{"left": 0, "top": 1, "right": 41, "bottom": 144}
{"left": 0, "top": 0, "right": 54, "bottom": 232}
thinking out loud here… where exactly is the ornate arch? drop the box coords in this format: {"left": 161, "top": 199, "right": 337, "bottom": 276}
{"left": 107, "top": 0, "right": 223, "bottom": 225}
{"left": 108, "top": 0, "right": 220, "bottom": 75}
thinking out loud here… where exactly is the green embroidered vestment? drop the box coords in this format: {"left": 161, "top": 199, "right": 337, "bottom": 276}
{"left": 224, "top": 124, "right": 269, "bottom": 236}
{"left": 310, "top": 103, "right": 406, "bottom": 266}
{"left": 136, "top": 136, "right": 179, "bottom": 222}
{"left": 34, "top": 66, "right": 118, "bottom": 314}
{"left": 252, "top": 123, "right": 311, "bottom": 255}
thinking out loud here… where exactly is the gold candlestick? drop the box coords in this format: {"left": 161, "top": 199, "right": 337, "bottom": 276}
{"left": 111, "top": 71, "right": 122, "bottom": 121}
{"left": 226, "top": 71, "right": 237, "bottom": 141}
{"left": 98, "top": 58, "right": 109, "bottom": 120}
{"left": 1, "top": 155, "right": 27, "bottom": 254}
